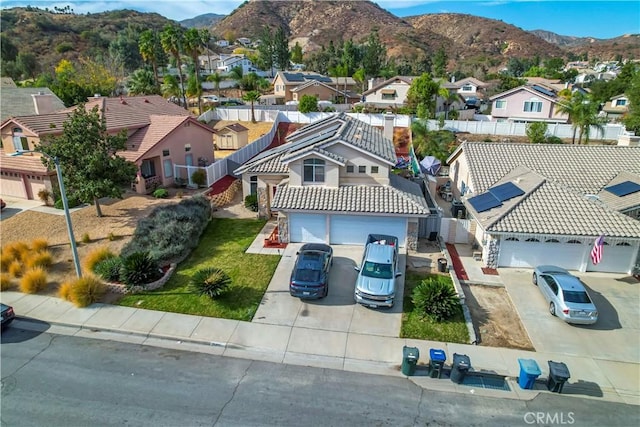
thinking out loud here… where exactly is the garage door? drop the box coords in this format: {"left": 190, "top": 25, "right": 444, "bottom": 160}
{"left": 587, "top": 243, "right": 638, "bottom": 273}
{"left": 498, "top": 240, "right": 587, "bottom": 270}
{"left": 329, "top": 215, "right": 407, "bottom": 247}
{"left": 0, "top": 175, "right": 25, "bottom": 198}
{"left": 289, "top": 213, "right": 326, "bottom": 243}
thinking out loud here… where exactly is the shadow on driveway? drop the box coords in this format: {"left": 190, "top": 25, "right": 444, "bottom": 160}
{"left": 575, "top": 284, "right": 621, "bottom": 331}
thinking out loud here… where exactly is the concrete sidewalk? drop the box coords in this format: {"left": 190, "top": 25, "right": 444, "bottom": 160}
{"left": 2, "top": 289, "right": 638, "bottom": 406}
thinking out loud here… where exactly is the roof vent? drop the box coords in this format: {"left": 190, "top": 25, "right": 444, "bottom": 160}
{"left": 94, "top": 94, "right": 101, "bottom": 98}
{"left": 144, "top": 99, "right": 150, "bottom": 103}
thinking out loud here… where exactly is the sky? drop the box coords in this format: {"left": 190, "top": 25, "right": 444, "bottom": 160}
{"left": 2, "top": 0, "right": 639, "bottom": 39}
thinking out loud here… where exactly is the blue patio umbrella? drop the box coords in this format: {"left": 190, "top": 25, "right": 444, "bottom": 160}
{"left": 420, "top": 156, "right": 442, "bottom": 176}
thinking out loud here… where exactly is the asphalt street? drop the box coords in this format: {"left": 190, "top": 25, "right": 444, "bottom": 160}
{"left": 1, "top": 327, "right": 638, "bottom": 427}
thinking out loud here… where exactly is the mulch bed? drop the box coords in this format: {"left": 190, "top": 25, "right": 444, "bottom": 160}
{"left": 481, "top": 267, "right": 499, "bottom": 276}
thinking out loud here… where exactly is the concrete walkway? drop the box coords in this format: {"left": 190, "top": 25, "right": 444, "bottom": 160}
{"left": 2, "top": 225, "right": 638, "bottom": 406}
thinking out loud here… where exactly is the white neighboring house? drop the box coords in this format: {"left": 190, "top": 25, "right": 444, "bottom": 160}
{"left": 216, "top": 54, "right": 268, "bottom": 77}
{"left": 233, "top": 113, "right": 430, "bottom": 250}
{"left": 216, "top": 40, "right": 229, "bottom": 47}
{"left": 447, "top": 142, "right": 640, "bottom": 274}
{"left": 451, "top": 77, "right": 488, "bottom": 100}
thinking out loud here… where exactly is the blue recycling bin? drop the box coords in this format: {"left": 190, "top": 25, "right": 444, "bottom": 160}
{"left": 518, "top": 358, "right": 541, "bottom": 390}
{"left": 429, "top": 348, "right": 447, "bottom": 379}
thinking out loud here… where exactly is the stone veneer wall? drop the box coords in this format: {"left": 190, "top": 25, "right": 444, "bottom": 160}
{"left": 277, "top": 214, "right": 289, "bottom": 242}
{"left": 406, "top": 221, "right": 418, "bottom": 251}
{"left": 484, "top": 237, "right": 499, "bottom": 269}
{"left": 104, "top": 263, "right": 177, "bottom": 295}
{"left": 257, "top": 187, "right": 270, "bottom": 219}
{"left": 210, "top": 179, "right": 241, "bottom": 208}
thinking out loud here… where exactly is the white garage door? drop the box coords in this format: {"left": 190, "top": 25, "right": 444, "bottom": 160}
{"left": 0, "top": 175, "right": 25, "bottom": 198}
{"left": 289, "top": 213, "right": 326, "bottom": 243}
{"left": 498, "top": 240, "right": 587, "bottom": 270}
{"left": 587, "top": 243, "right": 638, "bottom": 273}
{"left": 329, "top": 215, "right": 407, "bottom": 247}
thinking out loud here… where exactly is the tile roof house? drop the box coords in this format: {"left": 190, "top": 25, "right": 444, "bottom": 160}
{"left": 446, "top": 142, "right": 640, "bottom": 274}
{"left": 489, "top": 85, "right": 569, "bottom": 123}
{"left": 272, "top": 72, "right": 359, "bottom": 103}
{"left": 0, "top": 95, "right": 215, "bottom": 199}
{"left": 234, "top": 113, "right": 430, "bottom": 249}
{"left": 1, "top": 87, "right": 66, "bottom": 122}
{"left": 602, "top": 94, "right": 630, "bottom": 122}
{"left": 451, "top": 77, "right": 489, "bottom": 100}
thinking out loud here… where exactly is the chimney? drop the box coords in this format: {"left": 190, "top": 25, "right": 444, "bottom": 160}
{"left": 451, "top": 75, "right": 455, "bottom": 83}
{"left": 32, "top": 93, "right": 56, "bottom": 115}
{"left": 383, "top": 113, "right": 395, "bottom": 142}
{"left": 368, "top": 78, "right": 374, "bottom": 90}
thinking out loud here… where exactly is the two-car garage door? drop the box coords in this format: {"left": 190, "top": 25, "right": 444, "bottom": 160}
{"left": 289, "top": 213, "right": 407, "bottom": 247}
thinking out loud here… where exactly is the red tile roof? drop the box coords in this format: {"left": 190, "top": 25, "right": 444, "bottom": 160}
{"left": 0, "top": 149, "right": 50, "bottom": 173}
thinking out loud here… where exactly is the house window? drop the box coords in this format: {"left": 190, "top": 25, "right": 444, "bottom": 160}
{"left": 567, "top": 239, "right": 582, "bottom": 244}
{"left": 523, "top": 100, "right": 543, "bottom": 112}
{"left": 185, "top": 144, "right": 191, "bottom": 152}
{"left": 162, "top": 149, "right": 170, "bottom": 157}
{"left": 381, "top": 89, "right": 396, "bottom": 100}
{"left": 346, "top": 165, "right": 354, "bottom": 173}
{"left": 371, "top": 166, "right": 379, "bottom": 174}
{"left": 140, "top": 160, "right": 156, "bottom": 178}
{"left": 615, "top": 99, "right": 627, "bottom": 107}
{"left": 12, "top": 127, "right": 28, "bottom": 152}
{"left": 461, "top": 85, "right": 473, "bottom": 92}
{"left": 303, "top": 158, "right": 325, "bottom": 183}
{"left": 358, "top": 165, "right": 366, "bottom": 174}
{"left": 495, "top": 100, "right": 506, "bottom": 109}
{"left": 163, "top": 159, "right": 173, "bottom": 178}
{"left": 250, "top": 176, "right": 258, "bottom": 195}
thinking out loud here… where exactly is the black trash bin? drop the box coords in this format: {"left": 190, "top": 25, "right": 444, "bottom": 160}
{"left": 547, "top": 360, "right": 570, "bottom": 393}
{"left": 401, "top": 346, "right": 420, "bottom": 376}
{"left": 429, "top": 348, "right": 447, "bottom": 379}
{"left": 450, "top": 353, "right": 471, "bottom": 384}
{"left": 437, "top": 258, "right": 448, "bottom": 273}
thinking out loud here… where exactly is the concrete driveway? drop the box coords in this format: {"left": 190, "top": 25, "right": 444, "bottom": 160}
{"left": 500, "top": 268, "right": 640, "bottom": 364}
{"left": 253, "top": 243, "right": 404, "bottom": 338}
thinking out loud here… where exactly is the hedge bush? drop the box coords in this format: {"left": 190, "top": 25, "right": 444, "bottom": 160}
{"left": 68, "top": 276, "right": 106, "bottom": 307}
{"left": 153, "top": 188, "right": 169, "bottom": 198}
{"left": 120, "top": 196, "right": 211, "bottom": 265}
{"left": 19, "top": 268, "right": 47, "bottom": 294}
{"left": 94, "top": 257, "right": 123, "bottom": 282}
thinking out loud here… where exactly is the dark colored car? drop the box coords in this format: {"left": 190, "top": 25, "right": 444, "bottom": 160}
{"left": 289, "top": 243, "right": 333, "bottom": 299}
{"left": 220, "top": 99, "right": 245, "bottom": 106}
{"left": 1, "top": 303, "right": 15, "bottom": 330}
{"left": 0, "top": 198, "right": 6, "bottom": 210}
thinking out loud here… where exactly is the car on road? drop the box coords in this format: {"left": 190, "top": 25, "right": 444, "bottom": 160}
{"left": 289, "top": 243, "right": 333, "bottom": 299}
{"left": 202, "top": 95, "right": 219, "bottom": 103}
{"left": 1, "top": 303, "right": 15, "bottom": 330}
{"left": 532, "top": 265, "right": 598, "bottom": 325}
{"left": 0, "top": 198, "right": 5, "bottom": 210}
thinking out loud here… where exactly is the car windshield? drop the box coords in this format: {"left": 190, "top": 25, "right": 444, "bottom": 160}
{"left": 563, "top": 290, "right": 592, "bottom": 304}
{"left": 361, "top": 261, "right": 393, "bottom": 279}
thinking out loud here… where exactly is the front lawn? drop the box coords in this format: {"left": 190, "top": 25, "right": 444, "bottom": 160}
{"left": 118, "top": 218, "right": 280, "bottom": 321}
{"left": 400, "top": 272, "right": 469, "bottom": 343}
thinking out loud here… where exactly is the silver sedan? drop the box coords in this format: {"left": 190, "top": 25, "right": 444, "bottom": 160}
{"left": 532, "top": 265, "right": 598, "bottom": 325}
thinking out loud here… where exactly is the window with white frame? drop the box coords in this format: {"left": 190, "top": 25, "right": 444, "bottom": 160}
{"left": 346, "top": 164, "right": 354, "bottom": 173}
{"left": 303, "top": 158, "right": 325, "bottom": 183}
{"left": 523, "top": 99, "right": 543, "bottom": 112}
{"left": 371, "top": 166, "right": 379, "bottom": 174}
{"left": 163, "top": 159, "right": 173, "bottom": 178}
{"left": 12, "top": 127, "right": 28, "bottom": 152}
{"left": 495, "top": 100, "right": 506, "bottom": 109}
{"left": 615, "top": 99, "right": 627, "bottom": 107}
{"left": 461, "top": 84, "right": 473, "bottom": 92}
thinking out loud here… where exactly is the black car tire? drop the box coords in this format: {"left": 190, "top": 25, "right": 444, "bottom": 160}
{"left": 549, "top": 302, "right": 556, "bottom": 316}
{"left": 532, "top": 273, "right": 538, "bottom": 286}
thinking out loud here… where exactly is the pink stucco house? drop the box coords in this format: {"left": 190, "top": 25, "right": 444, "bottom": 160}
{"left": 0, "top": 95, "right": 215, "bottom": 199}
{"left": 489, "top": 85, "right": 569, "bottom": 123}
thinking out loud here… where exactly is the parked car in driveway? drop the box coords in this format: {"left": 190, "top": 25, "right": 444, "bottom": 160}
{"left": 1, "top": 303, "right": 15, "bottom": 330}
{"left": 289, "top": 243, "right": 333, "bottom": 299}
{"left": 532, "top": 265, "right": 598, "bottom": 325}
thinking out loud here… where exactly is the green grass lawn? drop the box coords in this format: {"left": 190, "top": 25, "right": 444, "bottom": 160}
{"left": 400, "top": 272, "right": 470, "bottom": 343}
{"left": 118, "top": 218, "right": 280, "bottom": 321}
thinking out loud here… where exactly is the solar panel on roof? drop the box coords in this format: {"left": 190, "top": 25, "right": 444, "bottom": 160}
{"left": 531, "top": 85, "right": 556, "bottom": 97}
{"left": 604, "top": 181, "right": 640, "bottom": 197}
{"left": 488, "top": 182, "right": 525, "bottom": 202}
{"left": 468, "top": 192, "right": 502, "bottom": 213}
{"left": 284, "top": 73, "right": 305, "bottom": 82}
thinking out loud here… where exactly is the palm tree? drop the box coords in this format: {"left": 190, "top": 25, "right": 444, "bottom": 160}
{"left": 161, "top": 74, "right": 180, "bottom": 100}
{"left": 242, "top": 90, "right": 261, "bottom": 123}
{"left": 161, "top": 25, "right": 187, "bottom": 108}
{"left": 228, "top": 66, "right": 244, "bottom": 96}
{"left": 139, "top": 30, "right": 159, "bottom": 88}
{"left": 207, "top": 72, "right": 224, "bottom": 99}
{"left": 555, "top": 91, "right": 582, "bottom": 144}
{"left": 127, "top": 69, "right": 159, "bottom": 95}
{"left": 184, "top": 28, "right": 204, "bottom": 114}
{"left": 576, "top": 101, "right": 605, "bottom": 144}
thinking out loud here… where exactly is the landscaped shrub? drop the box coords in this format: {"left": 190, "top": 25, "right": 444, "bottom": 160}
{"left": 546, "top": 136, "right": 563, "bottom": 144}
{"left": 190, "top": 267, "right": 231, "bottom": 299}
{"left": 153, "top": 188, "right": 169, "bottom": 198}
{"left": 68, "top": 276, "right": 106, "bottom": 307}
{"left": 94, "top": 257, "right": 123, "bottom": 282}
{"left": 8, "top": 260, "right": 23, "bottom": 278}
{"left": 83, "top": 247, "right": 116, "bottom": 272}
{"left": 107, "top": 232, "right": 117, "bottom": 241}
{"left": 58, "top": 281, "right": 73, "bottom": 301}
{"left": 191, "top": 169, "right": 206, "bottom": 187}
{"left": 30, "top": 238, "right": 49, "bottom": 251}
{"left": 4, "top": 241, "right": 29, "bottom": 262}
{"left": 412, "top": 276, "right": 461, "bottom": 322}
{"left": 120, "top": 196, "right": 211, "bottom": 265}
{"left": 26, "top": 250, "right": 53, "bottom": 269}
{"left": 19, "top": 268, "right": 47, "bottom": 294}
{"left": 81, "top": 233, "right": 91, "bottom": 244}
{"left": 120, "top": 252, "right": 161, "bottom": 288}
{"left": 0, "top": 273, "right": 13, "bottom": 291}
{"left": 1, "top": 252, "right": 14, "bottom": 271}
{"left": 244, "top": 194, "right": 258, "bottom": 212}
{"left": 37, "top": 188, "right": 53, "bottom": 206}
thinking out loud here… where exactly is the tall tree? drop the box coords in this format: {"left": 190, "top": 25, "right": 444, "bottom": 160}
{"left": 257, "top": 26, "right": 275, "bottom": 74}
{"left": 184, "top": 28, "right": 205, "bottom": 114}
{"left": 273, "top": 27, "right": 291, "bottom": 71}
{"left": 622, "top": 71, "right": 640, "bottom": 134}
{"left": 161, "top": 74, "right": 180, "bottom": 99}
{"left": 407, "top": 73, "right": 448, "bottom": 119}
{"left": 242, "top": 90, "right": 261, "bottom": 123}
{"left": 16, "top": 52, "right": 38, "bottom": 80}
{"left": 37, "top": 105, "right": 138, "bottom": 217}
{"left": 161, "top": 25, "right": 187, "bottom": 108}
{"left": 207, "top": 72, "right": 225, "bottom": 99}
{"left": 362, "top": 30, "right": 386, "bottom": 78}
{"left": 138, "top": 29, "right": 160, "bottom": 88}
{"left": 432, "top": 47, "right": 448, "bottom": 79}
{"left": 127, "top": 69, "right": 159, "bottom": 95}
{"left": 291, "top": 42, "right": 303, "bottom": 64}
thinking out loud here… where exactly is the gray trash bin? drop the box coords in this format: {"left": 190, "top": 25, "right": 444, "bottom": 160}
{"left": 450, "top": 353, "right": 471, "bottom": 384}
{"left": 547, "top": 360, "right": 570, "bottom": 393}
{"left": 401, "top": 346, "right": 420, "bottom": 376}
{"left": 437, "top": 258, "right": 448, "bottom": 273}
